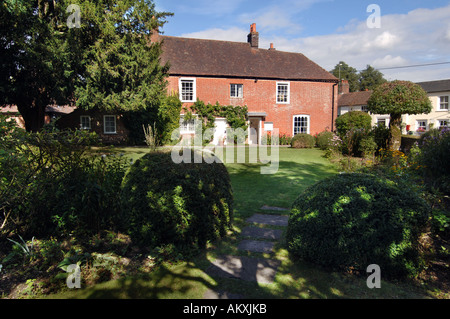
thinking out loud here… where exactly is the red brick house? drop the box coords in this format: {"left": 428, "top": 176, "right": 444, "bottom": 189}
{"left": 55, "top": 23, "right": 338, "bottom": 145}
{"left": 157, "top": 23, "right": 339, "bottom": 145}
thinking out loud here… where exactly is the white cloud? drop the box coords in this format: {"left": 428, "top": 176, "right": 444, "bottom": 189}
{"left": 181, "top": 27, "right": 248, "bottom": 43}
{"left": 269, "top": 4, "right": 450, "bottom": 82}
{"left": 372, "top": 55, "right": 408, "bottom": 69}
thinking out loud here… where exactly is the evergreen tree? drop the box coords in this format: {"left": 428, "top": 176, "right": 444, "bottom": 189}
{"left": 359, "top": 65, "right": 387, "bottom": 91}
{"left": 0, "top": 0, "right": 172, "bottom": 132}
{"left": 330, "top": 61, "right": 360, "bottom": 92}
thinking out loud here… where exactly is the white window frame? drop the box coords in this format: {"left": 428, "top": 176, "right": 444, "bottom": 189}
{"left": 179, "top": 78, "right": 196, "bottom": 102}
{"left": 103, "top": 115, "right": 117, "bottom": 134}
{"left": 80, "top": 115, "right": 91, "bottom": 130}
{"left": 439, "top": 96, "right": 449, "bottom": 111}
{"left": 416, "top": 119, "right": 427, "bottom": 132}
{"left": 293, "top": 115, "right": 310, "bottom": 136}
{"left": 179, "top": 115, "right": 196, "bottom": 134}
{"left": 438, "top": 119, "right": 449, "bottom": 128}
{"left": 276, "top": 82, "right": 290, "bottom": 104}
{"left": 230, "top": 84, "right": 244, "bottom": 98}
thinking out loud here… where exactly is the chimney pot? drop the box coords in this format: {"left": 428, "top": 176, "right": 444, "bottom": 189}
{"left": 247, "top": 23, "right": 259, "bottom": 48}
{"left": 269, "top": 43, "right": 275, "bottom": 50}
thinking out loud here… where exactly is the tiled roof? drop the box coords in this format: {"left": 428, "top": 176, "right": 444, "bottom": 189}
{"left": 159, "top": 36, "right": 338, "bottom": 82}
{"left": 1, "top": 105, "right": 75, "bottom": 114}
{"left": 338, "top": 90, "right": 373, "bottom": 107}
{"left": 416, "top": 79, "right": 450, "bottom": 93}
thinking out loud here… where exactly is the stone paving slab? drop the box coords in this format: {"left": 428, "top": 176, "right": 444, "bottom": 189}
{"left": 241, "top": 226, "right": 283, "bottom": 240}
{"left": 206, "top": 255, "right": 281, "bottom": 284}
{"left": 260, "top": 205, "right": 289, "bottom": 212}
{"left": 246, "top": 214, "right": 289, "bottom": 227}
{"left": 238, "top": 239, "right": 275, "bottom": 253}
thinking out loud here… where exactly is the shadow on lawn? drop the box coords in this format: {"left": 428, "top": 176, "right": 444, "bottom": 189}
{"left": 228, "top": 160, "right": 337, "bottom": 219}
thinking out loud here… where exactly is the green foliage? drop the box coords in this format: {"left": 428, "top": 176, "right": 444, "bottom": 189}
{"left": 187, "top": 100, "right": 248, "bottom": 143}
{"left": 286, "top": 173, "right": 430, "bottom": 279}
{"left": 121, "top": 150, "right": 234, "bottom": 252}
{"left": 291, "top": 134, "right": 316, "bottom": 149}
{"left": 330, "top": 62, "right": 387, "bottom": 92}
{"left": 416, "top": 128, "right": 450, "bottom": 194}
{"left": 0, "top": 125, "right": 129, "bottom": 238}
{"left": 315, "top": 131, "right": 334, "bottom": 150}
{"left": 1, "top": 0, "right": 173, "bottom": 131}
{"left": 368, "top": 80, "right": 432, "bottom": 116}
{"left": 335, "top": 111, "right": 372, "bottom": 137}
{"left": 330, "top": 61, "right": 360, "bottom": 92}
{"left": 358, "top": 65, "right": 387, "bottom": 91}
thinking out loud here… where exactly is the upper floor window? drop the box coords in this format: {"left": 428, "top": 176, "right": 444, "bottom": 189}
{"left": 230, "top": 84, "right": 243, "bottom": 98}
{"left": 179, "top": 78, "right": 196, "bottom": 102}
{"left": 277, "top": 82, "right": 290, "bottom": 104}
{"left": 439, "top": 96, "right": 449, "bottom": 110}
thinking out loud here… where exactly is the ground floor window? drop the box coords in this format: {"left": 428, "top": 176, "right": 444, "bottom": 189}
{"left": 103, "top": 115, "right": 117, "bottom": 134}
{"left": 293, "top": 115, "right": 310, "bottom": 135}
{"left": 439, "top": 119, "right": 449, "bottom": 128}
{"left": 80, "top": 116, "right": 91, "bottom": 130}
{"left": 179, "top": 115, "right": 196, "bottom": 133}
{"left": 416, "top": 120, "right": 427, "bottom": 132}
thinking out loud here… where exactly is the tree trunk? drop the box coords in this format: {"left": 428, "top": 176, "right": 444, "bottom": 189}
{"left": 17, "top": 100, "right": 46, "bottom": 132}
{"left": 389, "top": 114, "right": 402, "bottom": 151}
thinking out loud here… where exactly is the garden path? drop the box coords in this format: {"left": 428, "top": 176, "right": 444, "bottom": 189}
{"left": 204, "top": 206, "right": 289, "bottom": 299}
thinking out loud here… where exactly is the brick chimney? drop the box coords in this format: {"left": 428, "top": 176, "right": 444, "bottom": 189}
{"left": 339, "top": 80, "right": 350, "bottom": 94}
{"left": 247, "top": 23, "right": 259, "bottom": 48}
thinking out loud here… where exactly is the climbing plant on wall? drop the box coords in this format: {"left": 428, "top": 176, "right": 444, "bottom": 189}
{"left": 183, "top": 100, "right": 248, "bottom": 141}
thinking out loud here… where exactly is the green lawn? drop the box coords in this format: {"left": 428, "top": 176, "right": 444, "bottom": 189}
{"left": 49, "top": 146, "right": 432, "bottom": 299}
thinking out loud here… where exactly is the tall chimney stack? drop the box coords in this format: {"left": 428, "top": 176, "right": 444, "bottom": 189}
{"left": 247, "top": 23, "right": 259, "bottom": 48}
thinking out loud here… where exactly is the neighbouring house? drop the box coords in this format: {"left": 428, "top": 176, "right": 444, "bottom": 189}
{"left": 56, "top": 108, "right": 130, "bottom": 145}
{"left": 338, "top": 79, "right": 450, "bottom": 134}
{"left": 0, "top": 104, "right": 75, "bottom": 129}
{"left": 157, "top": 23, "right": 339, "bottom": 145}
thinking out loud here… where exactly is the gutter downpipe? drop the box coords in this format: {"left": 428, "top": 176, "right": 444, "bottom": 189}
{"left": 332, "top": 82, "right": 338, "bottom": 132}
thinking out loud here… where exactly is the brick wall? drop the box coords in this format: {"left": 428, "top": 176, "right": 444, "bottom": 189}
{"left": 168, "top": 76, "right": 338, "bottom": 136}
{"left": 57, "top": 109, "right": 129, "bottom": 145}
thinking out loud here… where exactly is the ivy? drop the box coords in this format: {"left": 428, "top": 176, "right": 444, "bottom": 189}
{"left": 184, "top": 100, "right": 248, "bottom": 141}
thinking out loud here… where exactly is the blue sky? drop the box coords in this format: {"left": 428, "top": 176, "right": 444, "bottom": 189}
{"left": 154, "top": 0, "right": 450, "bottom": 82}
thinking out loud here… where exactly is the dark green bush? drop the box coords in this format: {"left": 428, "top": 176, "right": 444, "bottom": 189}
{"left": 286, "top": 173, "right": 430, "bottom": 279}
{"left": 121, "top": 150, "right": 233, "bottom": 251}
{"left": 291, "top": 134, "right": 316, "bottom": 149}
{"left": 0, "top": 125, "right": 128, "bottom": 238}
{"left": 417, "top": 128, "right": 450, "bottom": 194}
{"left": 315, "top": 131, "right": 334, "bottom": 150}
{"left": 335, "top": 111, "right": 372, "bottom": 137}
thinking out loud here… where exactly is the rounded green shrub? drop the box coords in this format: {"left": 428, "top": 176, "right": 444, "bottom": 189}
{"left": 286, "top": 173, "right": 430, "bottom": 279}
{"left": 291, "top": 134, "right": 316, "bottom": 149}
{"left": 121, "top": 150, "right": 233, "bottom": 251}
{"left": 335, "top": 111, "right": 372, "bottom": 137}
{"left": 315, "top": 131, "right": 334, "bottom": 150}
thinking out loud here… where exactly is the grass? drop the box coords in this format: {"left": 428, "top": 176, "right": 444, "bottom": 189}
{"left": 46, "top": 146, "right": 434, "bottom": 299}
